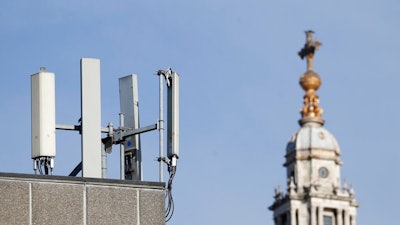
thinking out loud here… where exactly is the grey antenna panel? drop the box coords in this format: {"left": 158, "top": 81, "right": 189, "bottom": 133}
{"left": 119, "top": 75, "right": 141, "bottom": 180}
{"left": 119, "top": 75, "right": 140, "bottom": 151}
{"left": 167, "top": 72, "right": 179, "bottom": 159}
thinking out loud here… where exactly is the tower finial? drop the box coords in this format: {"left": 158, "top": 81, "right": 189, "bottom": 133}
{"left": 298, "top": 31, "right": 324, "bottom": 125}
{"left": 298, "top": 30, "right": 322, "bottom": 71}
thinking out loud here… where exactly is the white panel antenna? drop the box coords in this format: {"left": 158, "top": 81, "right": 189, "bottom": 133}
{"left": 31, "top": 68, "right": 56, "bottom": 174}
{"left": 80, "top": 58, "right": 102, "bottom": 178}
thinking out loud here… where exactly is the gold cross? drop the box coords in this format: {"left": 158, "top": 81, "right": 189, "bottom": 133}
{"left": 298, "top": 30, "right": 322, "bottom": 71}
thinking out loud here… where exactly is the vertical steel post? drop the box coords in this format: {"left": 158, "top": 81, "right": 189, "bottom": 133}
{"left": 119, "top": 113, "right": 125, "bottom": 180}
{"left": 158, "top": 74, "right": 164, "bottom": 182}
{"left": 101, "top": 143, "right": 107, "bottom": 178}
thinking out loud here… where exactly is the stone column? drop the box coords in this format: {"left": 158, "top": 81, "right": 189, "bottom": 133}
{"left": 291, "top": 208, "right": 297, "bottom": 225}
{"left": 337, "top": 209, "right": 343, "bottom": 225}
{"left": 318, "top": 207, "right": 323, "bottom": 225}
{"left": 350, "top": 215, "right": 356, "bottom": 225}
{"left": 343, "top": 210, "right": 349, "bottom": 225}
{"left": 311, "top": 206, "right": 316, "bottom": 225}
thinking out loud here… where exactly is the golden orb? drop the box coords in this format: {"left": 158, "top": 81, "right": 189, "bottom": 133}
{"left": 299, "top": 70, "right": 321, "bottom": 91}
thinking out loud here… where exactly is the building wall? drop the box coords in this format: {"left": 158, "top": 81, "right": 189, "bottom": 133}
{"left": 0, "top": 173, "right": 165, "bottom": 225}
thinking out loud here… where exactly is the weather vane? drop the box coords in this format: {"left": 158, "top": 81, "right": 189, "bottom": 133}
{"left": 298, "top": 30, "right": 322, "bottom": 71}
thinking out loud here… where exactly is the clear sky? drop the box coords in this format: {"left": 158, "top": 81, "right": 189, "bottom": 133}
{"left": 0, "top": 1, "right": 399, "bottom": 224}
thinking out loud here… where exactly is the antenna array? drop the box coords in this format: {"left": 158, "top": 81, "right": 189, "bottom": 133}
{"left": 30, "top": 58, "right": 180, "bottom": 182}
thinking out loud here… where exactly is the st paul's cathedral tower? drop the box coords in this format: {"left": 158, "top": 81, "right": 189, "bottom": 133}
{"left": 269, "top": 31, "right": 359, "bottom": 225}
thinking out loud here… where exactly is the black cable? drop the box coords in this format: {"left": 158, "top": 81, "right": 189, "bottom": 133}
{"left": 37, "top": 160, "right": 43, "bottom": 175}
{"left": 44, "top": 158, "right": 49, "bottom": 175}
{"left": 165, "top": 165, "right": 176, "bottom": 222}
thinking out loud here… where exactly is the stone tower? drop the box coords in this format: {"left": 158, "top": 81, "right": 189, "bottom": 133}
{"left": 269, "top": 31, "right": 359, "bottom": 225}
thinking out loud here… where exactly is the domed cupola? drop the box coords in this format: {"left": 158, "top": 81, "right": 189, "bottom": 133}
{"left": 285, "top": 122, "right": 341, "bottom": 167}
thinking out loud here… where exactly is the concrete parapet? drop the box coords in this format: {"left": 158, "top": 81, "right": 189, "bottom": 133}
{"left": 0, "top": 172, "right": 165, "bottom": 225}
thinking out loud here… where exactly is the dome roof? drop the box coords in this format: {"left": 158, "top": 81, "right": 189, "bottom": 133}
{"left": 286, "top": 122, "right": 340, "bottom": 154}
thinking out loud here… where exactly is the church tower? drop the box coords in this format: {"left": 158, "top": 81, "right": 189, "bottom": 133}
{"left": 269, "top": 31, "right": 359, "bottom": 225}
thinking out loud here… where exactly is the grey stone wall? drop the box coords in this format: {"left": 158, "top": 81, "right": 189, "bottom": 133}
{"left": 0, "top": 173, "right": 165, "bottom": 225}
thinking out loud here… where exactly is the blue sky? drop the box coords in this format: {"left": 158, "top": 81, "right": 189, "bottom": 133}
{"left": 0, "top": 1, "right": 399, "bottom": 224}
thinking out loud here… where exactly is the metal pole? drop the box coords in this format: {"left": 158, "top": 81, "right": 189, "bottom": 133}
{"left": 159, "top": 75, "right": 164, "bottom": 182}
{"left": 119, "top": 113, "right": 125, "bottom": 180}
{"left": 101, "top": 143, "right": 107, "bottom": 178}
